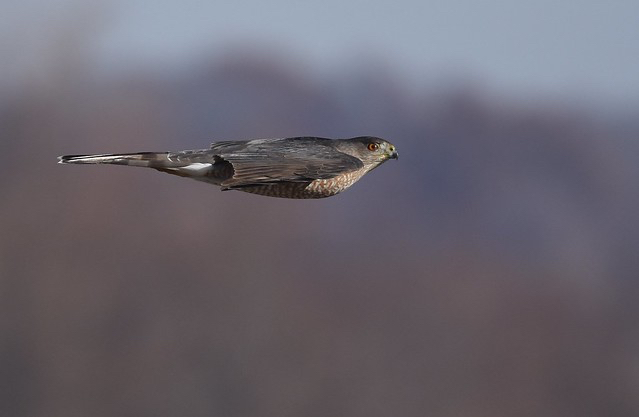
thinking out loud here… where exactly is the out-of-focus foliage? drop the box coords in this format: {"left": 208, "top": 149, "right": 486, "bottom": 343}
{"left": 1, "top": 46, "right": 639, "bottom": 417}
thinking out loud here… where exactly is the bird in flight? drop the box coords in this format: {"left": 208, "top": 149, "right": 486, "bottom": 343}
{"left": 58, "top": 136, "right": 398, "bottom": 199}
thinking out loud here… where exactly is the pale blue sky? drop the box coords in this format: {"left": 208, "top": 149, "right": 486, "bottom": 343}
{"left": 4, "top": 0, "right": 639, "bottom": 104}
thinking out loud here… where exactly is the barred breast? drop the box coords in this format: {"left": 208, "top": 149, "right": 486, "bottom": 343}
{"left": 236, "top": 168, "right": 368, "bottom": 199}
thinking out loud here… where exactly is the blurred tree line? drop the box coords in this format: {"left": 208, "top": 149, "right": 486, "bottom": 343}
{"left": 1, "top": 46, "right": 638, "bottom": 417}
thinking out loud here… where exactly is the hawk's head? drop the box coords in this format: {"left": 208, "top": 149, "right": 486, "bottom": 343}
{"left": 340, "top": 136, "right": 398, "bottom": 168}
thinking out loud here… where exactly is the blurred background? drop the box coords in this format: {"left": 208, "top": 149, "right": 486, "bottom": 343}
{"left": 2, "top": 1, "right": 639, "bottom": 416}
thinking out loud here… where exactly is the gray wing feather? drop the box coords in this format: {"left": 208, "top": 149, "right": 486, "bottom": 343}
{"left": 208, "top": 137, "right": 363, "bottom": 188}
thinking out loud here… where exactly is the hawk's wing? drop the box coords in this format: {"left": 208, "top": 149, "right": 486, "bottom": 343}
{"left": 209, "top": 138, "right": 363, "bottom": 189}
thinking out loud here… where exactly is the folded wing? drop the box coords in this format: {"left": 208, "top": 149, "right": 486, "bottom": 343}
{"left": 210, "top": 138, "right": 363, "bottom": 189}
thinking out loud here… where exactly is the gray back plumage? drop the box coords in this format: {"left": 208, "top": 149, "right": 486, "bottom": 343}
{"left": 208, "top": 137, "right": 364, "bottom": 188}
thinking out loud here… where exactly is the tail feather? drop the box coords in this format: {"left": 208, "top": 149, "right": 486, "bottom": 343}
{"left": 58, "top": 151, "right": 218, "bottom": 179}
{"left": 57, "top": 152, "right": 170, "bottom": 167}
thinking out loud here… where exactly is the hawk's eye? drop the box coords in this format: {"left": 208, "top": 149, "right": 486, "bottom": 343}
{"left": 367, "top": 143, "right": 379, "bottom": 151}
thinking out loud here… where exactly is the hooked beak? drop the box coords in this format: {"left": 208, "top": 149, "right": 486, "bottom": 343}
{"left": 389, "top": 149, "right": 399, "bottom": 160}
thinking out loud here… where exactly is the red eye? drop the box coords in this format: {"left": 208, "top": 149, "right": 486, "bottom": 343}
{"left": 367, "top": 143, "right": 379, "bottom": 151}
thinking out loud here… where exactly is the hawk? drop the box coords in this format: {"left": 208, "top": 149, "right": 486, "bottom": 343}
{"left": 58, "top": 136, "right": 398, "bottom": 199}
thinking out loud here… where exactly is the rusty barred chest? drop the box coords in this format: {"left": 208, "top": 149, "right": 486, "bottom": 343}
{"left": 237, "top": 168, "right": 367, "bottom": 199}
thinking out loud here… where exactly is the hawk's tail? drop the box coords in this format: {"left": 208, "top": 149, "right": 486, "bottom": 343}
{"left": 58, "top": 152, "right": 171, "bottom": 168}
{"left": 57, "top": 151, "right": 219, "bottom": 179}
